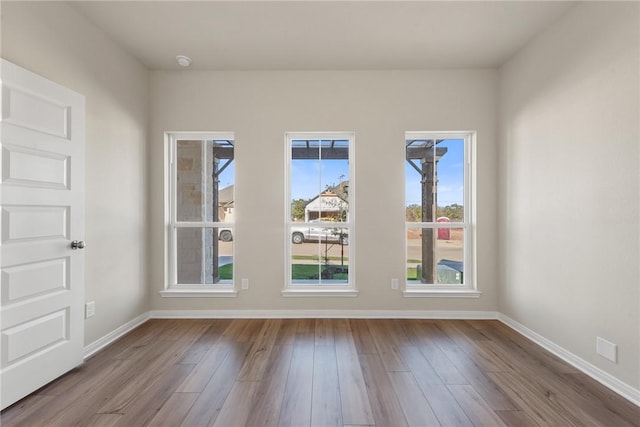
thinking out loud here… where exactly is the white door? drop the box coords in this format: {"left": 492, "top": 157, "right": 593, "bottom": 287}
{"left": 0, "top": 59, "right": 85, "bottom": 410}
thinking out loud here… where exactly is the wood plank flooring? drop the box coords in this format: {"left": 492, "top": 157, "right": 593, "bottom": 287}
{"left": 2, "top": 319, "right": 638, "bottom": 427}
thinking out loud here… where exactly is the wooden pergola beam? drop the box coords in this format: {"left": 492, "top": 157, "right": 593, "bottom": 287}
{"left": 291, "top": 147, "right": 349, "bottom": 160}
{"left": 406, "top": 143, "right": 449, "bottom": 285}
{"left": 406, "top": 146, "right": 448, "bottom": 161}
{"left": 211, "top": 146, "right": 234, "bottom": 159}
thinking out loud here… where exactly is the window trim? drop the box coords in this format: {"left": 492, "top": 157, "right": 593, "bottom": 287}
{"left": 403, "top": 131, "right": 479, "bottom": 297}
{"left": 284, "top": 132, "right": 357, "bottom": 297}
{"left": 162, "top": 132, "right": 237, "bottom": 297}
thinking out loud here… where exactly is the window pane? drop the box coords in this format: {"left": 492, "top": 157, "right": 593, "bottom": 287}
{"left": 435, "top": 139, "right": 464, "bottom": 222}
{"left": 290, "top": 139, "right": 349, "bottom": 222}
{"left": 176, "top": 227, "right": 233, "bottom": 284}
{"left": 406, "top": 227, "right": 464, "bottom": 284}
{"left": 176, "top": 140, "right": 204, "bottom": 222}
{"left": 176, "top": 139, "right": 234, "bottom": 222}
{"left": 291, "top": 158, "right": 320, "bottom": 221}
{"left": 288, "top": 134, "right": 352, "bottom": 290}
{"left": 291, "top": 226, "right": 349, "bottom": 285}
{"left": 405, "top": 138, "right": 464, "bottom": 223}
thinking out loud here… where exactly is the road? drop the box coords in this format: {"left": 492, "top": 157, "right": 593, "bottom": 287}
{"left": 217, "top": 237, "right": 463, "bottom": 266}
{"left": 407, "top": 237, "right": 463, "bottom": 265}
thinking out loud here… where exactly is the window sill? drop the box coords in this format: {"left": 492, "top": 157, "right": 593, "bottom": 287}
{"left": 402, "top": 289, "right": 482, "bottom": 298}
{"left": 281, "top": 288, "right": 359, "bottom": 297}
{"left": 160, "top": 288, "right": 238, "bottom": 298}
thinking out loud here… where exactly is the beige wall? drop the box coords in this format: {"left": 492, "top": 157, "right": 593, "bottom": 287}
{"left": 150, "top": 70, "right": 499, "bottom": 311}
{"left": 1, "top": 2, "right": 151, "bottom": 344}
{"left": 499, "top": 2, "right": 639, "bottom": 388}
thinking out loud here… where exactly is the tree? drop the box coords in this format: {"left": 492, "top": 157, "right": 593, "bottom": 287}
{"left": 405, "top": 204, "right": 422, "bottom": 222}
{"left": 291, "top": 198, "right": 309, "bottom": 221}
{"left": 436, "top": 203, "right": 464, "bottom": 220}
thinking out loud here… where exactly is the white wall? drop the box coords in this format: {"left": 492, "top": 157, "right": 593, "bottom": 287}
{"left": 150, "top": 70, "right": 499, "bottom": 312}
{"left": 499, "top": 2, "right": 639, "bottom": 389}
{"left": 1, "top": 2, "right": 151, "bottom": 344}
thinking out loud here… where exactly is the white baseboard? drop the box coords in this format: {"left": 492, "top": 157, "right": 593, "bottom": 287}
{"left": 498, "top": 313, "right": 640, "bottom": 407}
{"left": 148, "top": 309, "right": 499, "bottom": 319}
{"left": 83, "top": 312, "right": 151, "bottom": 359}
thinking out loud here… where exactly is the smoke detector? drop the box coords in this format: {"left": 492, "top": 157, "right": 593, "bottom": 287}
{"left": 176, "top": 55, "right": 192, "bottom": 67}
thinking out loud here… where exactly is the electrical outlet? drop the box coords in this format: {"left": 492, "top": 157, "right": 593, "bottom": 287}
{"left": 596, "top": 337, "right": 618, "bottom": 363}
{"left": 242, "top": 278, "right": 249, "bottom": 290}
{"left": 596, "top": 337, "right": 617, "bottom": 363}
{"left": 85, "top": 301, "right": 96, "bottom": 319}
{"left": 391, "top": 278, "right": 399, "bottom": 290}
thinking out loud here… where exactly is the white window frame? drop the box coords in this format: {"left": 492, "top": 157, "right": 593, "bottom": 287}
{"left": 283, "top": 132, "right": 357, "bottom": 297}
{"left": 403, "top": 131, "right": 480, "bottom": 298}
{"left": 161, "top": 132, "right": 237, "bottom": 297}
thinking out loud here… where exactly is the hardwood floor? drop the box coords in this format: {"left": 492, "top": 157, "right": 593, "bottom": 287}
{"left": 2, "top": 319, "right": 638, "bottom": 426}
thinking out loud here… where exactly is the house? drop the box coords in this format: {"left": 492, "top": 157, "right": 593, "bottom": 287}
{"left": 304, "top": 190, "right": 348, "bottom": 222}
{"left": 218, "top": 184, "right": 234, "bottom": 223}
{"left": 1, "top": 0, "right": 638, "bottom": 418}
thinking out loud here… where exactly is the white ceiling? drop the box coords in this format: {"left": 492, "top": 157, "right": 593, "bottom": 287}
{"left": 70, "top": 1, "right": 576, "bottom": 70}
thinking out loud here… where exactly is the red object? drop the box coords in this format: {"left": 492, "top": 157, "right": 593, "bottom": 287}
{"left": 437, "top": 217, "right": 450, "bottom": 240}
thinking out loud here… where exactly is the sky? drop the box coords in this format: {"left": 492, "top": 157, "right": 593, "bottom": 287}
{"left": 218, "top": 162, "right": 234, "bottom": 189}
{"left": 291, "top": 159, "right": 349, "bottom": 200}
{"left": 217, "top": 152, "right": 349, "bottom": 197}
{"left": 216, "top": 139, "right": 465, "bottom": 207}
{"left": 289, "top": 138, "right": 465, "bottom": 207}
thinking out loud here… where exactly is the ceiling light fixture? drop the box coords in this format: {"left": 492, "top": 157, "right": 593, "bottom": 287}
{"left": 176, "top": 55, "right": 192, "bottom": 67}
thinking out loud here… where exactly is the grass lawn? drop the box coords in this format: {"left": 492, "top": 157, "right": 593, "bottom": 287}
{"left": 217, "top": 263, "right": 348, "bottom": 280}
{"left": 219, "top": 264, "right": 233, "bottom": 280}
{"left": 292, "top": 264, "right": 348, "bottom": 280}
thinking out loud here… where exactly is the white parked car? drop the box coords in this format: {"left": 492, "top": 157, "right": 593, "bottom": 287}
{"left": 291, "top": 220, "right": 348, "bottom": 245}
{"left": 218, "top": 220, "right": 348, "bottom": 245}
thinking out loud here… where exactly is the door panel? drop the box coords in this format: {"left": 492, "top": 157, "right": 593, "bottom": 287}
{"left": 2, "top": 257, "right": 68, "bottom": 303}
{"left": 2, "top": 205, "right": 69, "bottom": 242}
{"left": 3, "top": 309, "right": 69, "bottom": 364}
{"left": 1, "top": 84, "right": 71, "bottom": 139}
{"left": 2, "top": 144, "right": 70, "bottom": 189}
{"left": 1, "top": 59, "right": 85, "bottom": 410}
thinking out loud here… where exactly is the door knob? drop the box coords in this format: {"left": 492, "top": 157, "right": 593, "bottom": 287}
{"left": 71, "top": 240, "right": 86, "bottom": 250}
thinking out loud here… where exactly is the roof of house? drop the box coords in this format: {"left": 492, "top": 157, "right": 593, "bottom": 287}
{"left": 219, "top": 185, "right": 233, "bottom": 206}
{"left": 305, "top": 191, "right": 348, "bottom": 212}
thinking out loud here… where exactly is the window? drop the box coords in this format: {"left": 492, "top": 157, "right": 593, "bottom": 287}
{"left": 163, "top": 133, "right": 236, "bottom": 296}
{"left": 405, "top": 132, "right": 478, "bottom": 296}
{"left": 284, "top": 132, "right": 356, "bottom": 296}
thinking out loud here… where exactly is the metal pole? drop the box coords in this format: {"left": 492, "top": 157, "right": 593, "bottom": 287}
{"left": 212, "top": 156, "right": 220, "bottom": 283}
